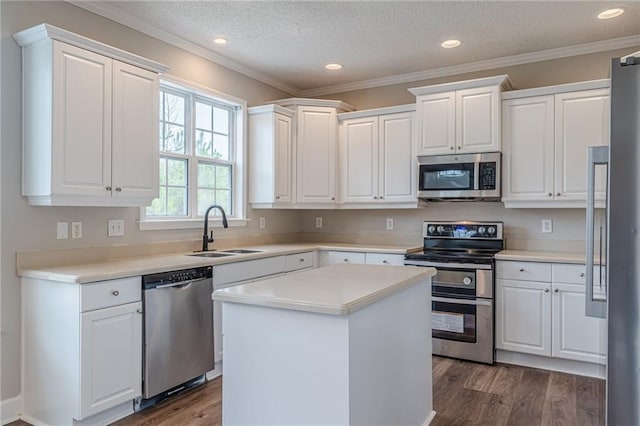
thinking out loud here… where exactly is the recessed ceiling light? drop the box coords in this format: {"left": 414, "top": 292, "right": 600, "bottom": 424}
{"left": 441, "top": 39, "right": 462, "bottom": 49}
{"left": 598, "top": 8, "right": 624, "bottom": 19}
{"left": 213, "top": 37, "right": 228, "bottom": 45}
{"left": 325, "top": 63, "right": 342, "bottom": 71}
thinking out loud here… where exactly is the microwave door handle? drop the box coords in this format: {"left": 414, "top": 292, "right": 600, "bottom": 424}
{"left": 474, "top": 161, "right": 480, "bottom": 190}
{"left": 585, "top": 146, "right": 608, "bottom": 319}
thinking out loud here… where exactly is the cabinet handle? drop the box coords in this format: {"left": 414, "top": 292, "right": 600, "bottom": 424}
{"left": 544, "top": 288, "right": 550, "bottom": 293}
{"left": 112, "top": 290, "right": 119, "bottom": 296}
{"left": 343, "top": 259, "right": 349, "bottom": 262}
{"left": 115, "top": 187, "right": 122, "bottom": 192}
{"left": 579, "top": 272, "right": 585, "bottom": 278}
{"left": 299, "top": 258, "right": 305, "bottom": 262}
{"left": 136, "top": 308, "right": 143, "bottom": 314}
{"left": 554, "top": 289, "right": 559, "bottom": 293}
{"left": 519, "top": 268, "right": 525, "bottom": 272}
{"left": 382, "top": 260, "right": 389, "bottom": 264}
{"left": 548, "top": 193, "right": 553, "bottom": 197}
{"left": 106, "top": 186, "right": 112, "bottom": 191}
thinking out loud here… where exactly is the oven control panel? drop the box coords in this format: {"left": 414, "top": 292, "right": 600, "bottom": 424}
{"left": 423, "top": 222, "right": 503, "bottom": 239}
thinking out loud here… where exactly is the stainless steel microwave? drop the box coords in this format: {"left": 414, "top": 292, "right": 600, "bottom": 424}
{"left": 417, "top": 152, "right": 501, "bottom": 201}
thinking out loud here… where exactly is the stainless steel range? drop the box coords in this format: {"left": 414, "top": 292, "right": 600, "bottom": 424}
{"left": 404, "top": 221, "right": 504, "bottom": 364}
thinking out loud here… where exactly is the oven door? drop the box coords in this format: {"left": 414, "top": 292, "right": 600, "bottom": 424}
{"left": 431, "top": 296, "right": 494, "bottom": 364}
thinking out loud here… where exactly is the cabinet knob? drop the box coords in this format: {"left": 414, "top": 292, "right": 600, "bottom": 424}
{"left": 276, "top": 196, "right": 280, "bottom": 200}
{"left": 373, "top": 196, "right": 378, "bottom": 199}
{"left": 106, "top": 186, "right": 112, "bottom": 191}
{"left": 379, "top": 196, "right": 384, "bottom": 199}
{"left": 457, "top": 146, "right": 461, "bottom": 150}
{"left": 115, "top": 187, "right": 122, "bottom": 192}
{"left": 556, "top": 192, "right": 561, "bottom": 196}
{"left": 544, "top": 288, "right": 550, "bottom": 293}
{"left": 519, "top": 268, "right": 525, "bottom": 272}
{"left": 343, "top": 259, "right": 349, "bottom": 262}
{"left": 548, "top": 193, "right": 553, "bottom": 197}
{"left": 112, "top": 290, "right": 119, "bottom": 296}
{"left": 136, "top": 308, "right": 143, "bottom": 314}
{"left": 579, "top": 272, "right": 585, "bottom": 278}
{"left": 450, "top": 146, "right": 454, "bottom": 150}
{"left": 299, "top": 258, "right": 305, "bottom": 262}
{"left": 382, "top": 260, "right": 389, "bottom": 264}
{"left": 554, "top": 288, "right": 559, "bottom": 293}
{"left": 331, "top": 197, "right": 335, "bottom": 201}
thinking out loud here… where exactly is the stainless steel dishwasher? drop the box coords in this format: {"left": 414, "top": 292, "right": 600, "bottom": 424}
{"left": 138, "top": 266, "right": 214, "bottom": 409}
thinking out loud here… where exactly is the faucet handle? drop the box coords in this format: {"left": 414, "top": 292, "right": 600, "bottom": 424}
{"left": 208, "top": 230, "right": 214, "bottom": 243}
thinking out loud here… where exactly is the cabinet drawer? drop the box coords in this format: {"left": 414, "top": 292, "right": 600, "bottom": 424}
{"left": 215, "top": 256, "right": 285, "bottom": 286}
{"left": 365, "top": 253, "right": 404, "bottom": 266}
{"left": 552, "top": 264, "right": 587, "bottom": 284}
{"left": 496, "top": 261, "right": 551, "bottom": 282}
{"left": 284, "top": 252, "right": 314, "bottom": 272}
{"left": 327, "top": 251, "right": 366, "bottom": 265}
{"left": 81, "top": 277, "right": 141, "bottom": 312}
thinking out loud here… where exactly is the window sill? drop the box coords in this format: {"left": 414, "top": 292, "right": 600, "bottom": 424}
{"left": 138, "top": 218, "right": 249, "bottom": 231}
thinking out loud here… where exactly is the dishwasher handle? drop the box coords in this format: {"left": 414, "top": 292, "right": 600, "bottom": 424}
{"left": 143, "top": 266, "right": 213, "bottom": 290}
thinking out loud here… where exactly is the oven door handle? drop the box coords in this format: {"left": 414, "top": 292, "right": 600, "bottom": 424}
{"left": 404, "top": 260, "right": 492, "bottom": 270}
{"left": 432, "top": 296, "right": 492, "bottom": 306}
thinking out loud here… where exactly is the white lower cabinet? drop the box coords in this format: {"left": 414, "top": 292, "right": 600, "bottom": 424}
{"left": 22, "top": 276, "right": 142, "bottom": 425}
{"left": 496, "top": 261, "right": 607, "bottom": 365}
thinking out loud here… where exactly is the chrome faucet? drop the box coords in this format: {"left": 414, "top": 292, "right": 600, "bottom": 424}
{"left": 202, "top": 205, "right": 229, "bottom": 251}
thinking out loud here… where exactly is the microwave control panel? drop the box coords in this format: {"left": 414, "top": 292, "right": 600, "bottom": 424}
{"left": 479, "top": 162, "right": 497, "bottom": 190}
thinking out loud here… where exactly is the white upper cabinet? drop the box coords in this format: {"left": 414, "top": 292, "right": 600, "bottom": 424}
{"left": 338, "top": 105, "right": 417, "bottom": 208}
{"left": 410, "top": 75, "right": 511, "bottom": 156}
{"left": 13, "top": 24, "right": 168, "bottom": 206}
{"left": 501, "top": 80, "right": 610, "bottom": 208}
{"left": 248, "top": 105, "right": 295, "bottom": 208}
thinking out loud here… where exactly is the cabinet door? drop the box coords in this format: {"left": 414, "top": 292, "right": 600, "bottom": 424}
{"left": 327, "top": 251, "right": 366, "bottom": 265}
{"left": 456, "top": 85, "right": 501, "bottom": 153}
{"left": 554, "top": 89, "right": 609, "bottom": 202}
{"left": 340, "top": 116, "right": 378, "bottom": 203}
{"left": 296, "top": 106, "right": 337, "bottom": 203}
{"left": 501, "top": 96, "right": 555, "bottom": 202}
{"left": 496, "top": 279, "right": 551, "bottom": 356}
{"left": 379, "top": 112, "right": 416, "bottom": 202}
{"left": 79, "top": 302, "right": 142, "bottom": 419}
{"left": 274, "top": 112, "right": 294, "bottom": 203}
{"left": 111, "top": 61, "right": 159, "bottom": 204}
{"left": 415, "top": 92, "right": 455, "bottom": 155}
{"left": 552, "top": 282, "right": 607, "bottom": 364}
{"left": 51, "top": 41, "right": 112, "bottom": 197}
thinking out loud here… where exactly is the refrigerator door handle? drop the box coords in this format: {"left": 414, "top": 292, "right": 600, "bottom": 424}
{"left": 585, "top": 145, "right": 608, "bottom": 319}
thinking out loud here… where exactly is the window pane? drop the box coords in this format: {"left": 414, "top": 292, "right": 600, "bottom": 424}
{"left": 164, "top": 93, "right": 185, "bottom": 125}
{"left": 197, "top": 189, "right": 215, "bottom": 216}
{"left": 213, "top": 107, "right": 229, "bottom": 134}
{"left": 198, "top": 163, "right": 215, "bottom": 188}
{"left": 216, "top": 165, "right": 231, "bottom": 188}
{"left": 213, "top": 133, "right": 229, "bottom": 160}
{"left": 167, "top": 158, "right": 187, "bottom": 186}
{"left": 215, "top": 189, "right": 231, "bottom": 214}
{"left": 196, "top": 130, "right": 213, "bottom": 157}
{"left": 196, "top": 102, "right": 212, "bottom": 131}
{"left": 159, "top": 157, "right": 167, "bottom": 185}
{"left": 167, "top": 187, "right": 187, "bottom": 216}
{"left": 146, "top": 187, "right": 167, "bottom": 216}
{"left": 165, "top": 124, "right": 185, "bottom": 153}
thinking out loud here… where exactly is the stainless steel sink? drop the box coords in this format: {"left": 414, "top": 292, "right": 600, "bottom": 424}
{"left": 220, "top": 249, "right": 265, "bottom": 254}
{"left": 188, "top": 251, "right": 237, "bottom": 258}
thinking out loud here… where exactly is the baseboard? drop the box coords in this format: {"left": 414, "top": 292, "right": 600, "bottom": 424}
{"left": 1, "top": 395, "right": 23, "bottom": 425}
{"left": 496, "top": 350, "right": 606, "bottom": 379}
{"left": 425, "top": 410, "right": 437, "bottom": 425}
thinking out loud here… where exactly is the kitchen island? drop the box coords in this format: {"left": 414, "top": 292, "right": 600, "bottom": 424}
{"left": 213, "top": 263, "right": 436, "bottom": 425}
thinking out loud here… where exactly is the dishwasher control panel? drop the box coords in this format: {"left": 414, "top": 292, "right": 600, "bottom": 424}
{"left": 143, "top": 266, "right": 213, "bottom": 288}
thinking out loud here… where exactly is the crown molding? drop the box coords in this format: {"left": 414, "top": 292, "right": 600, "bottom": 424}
{"left": 67, "top": 0, "right": 301, "bottom": 96}
{"left": 301, "top": 35, "right": 640, "bottom": 97}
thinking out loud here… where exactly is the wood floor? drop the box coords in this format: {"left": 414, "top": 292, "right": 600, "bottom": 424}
{"left": 10, "top": 356, "right": 604, "bottom": 426}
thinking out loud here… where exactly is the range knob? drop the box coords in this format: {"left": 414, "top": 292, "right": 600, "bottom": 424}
{"left": 427, "top": 225, "right": 436, "bottom": 234}
{"left": 463, "top": 277, "right": 472, "bottom": 285}
{"left": 436, "top": 225, "right": 445, "bottom": 234}
{"left": 478, "top": 226, "right": 486, "bottom": 235}
{"left": 487, "top": 226, "right": 496, "bottom": 235}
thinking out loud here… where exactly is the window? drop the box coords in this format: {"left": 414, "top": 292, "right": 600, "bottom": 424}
{"left": 140, "top": 77, "right": 247, "bottom": 230}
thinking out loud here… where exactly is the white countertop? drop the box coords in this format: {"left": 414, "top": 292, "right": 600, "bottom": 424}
{"left": 495, "top": 250, "right": 587, "bottom": 264}
{"left": 18, "top": 243, "right": 419, "bottom": 284}
{"left": 213, "top": 264, "right": 435, "bottom": 316}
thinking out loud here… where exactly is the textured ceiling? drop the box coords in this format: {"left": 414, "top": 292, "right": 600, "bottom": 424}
{"left": 88, "top": 1, "right": 640, "bottom": 93}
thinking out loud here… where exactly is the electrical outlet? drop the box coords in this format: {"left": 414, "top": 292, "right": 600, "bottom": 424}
{"left": 315, "top": 217, "right": 323, "bottom": 228}
{"left": 108, "top": 219, "right": 125, "bottom": 237}
{"left": 56, "top": 222, "right": 68, "bottom": 240}
{"left": 71, "top": 222, "right": 82, "bottom": 239}
{"left": 541, "top": 219, "right": 553, "bottom": 233}
{"left": 259, "top": 217, "right": 266, "bottom": 229}
{"left": 386, "top": 218, "right": 394, "bottom": 230}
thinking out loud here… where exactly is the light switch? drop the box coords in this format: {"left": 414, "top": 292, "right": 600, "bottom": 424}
{"left": 56, "top": 222, "right": 68, "bottom": 240}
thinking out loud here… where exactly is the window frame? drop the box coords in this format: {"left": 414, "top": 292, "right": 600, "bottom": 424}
{"left": 139, "top": 75, "right": 248, "bottom": 231}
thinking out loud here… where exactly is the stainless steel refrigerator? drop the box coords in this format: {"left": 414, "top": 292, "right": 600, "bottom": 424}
{"left": 586, "top": 50, "right": 640, "bottom": 425}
